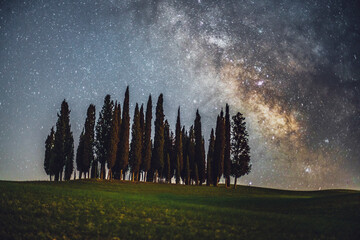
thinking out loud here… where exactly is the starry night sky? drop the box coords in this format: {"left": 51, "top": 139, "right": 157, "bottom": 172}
{"left": 0, "top": 0, "right": 359, "bottom": 190}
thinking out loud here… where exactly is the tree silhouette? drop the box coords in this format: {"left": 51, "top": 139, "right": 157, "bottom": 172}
{"left": 108, "top": 102, "right": 120, "bottom": 179}
{"left": 117, "top": 87, "right": 130, "bottom": 180}
{"left": 44, "top": 127, "right": 55, "bottom": 181}
{"left": 231, "top": 112, "right": 251, "bottom": 189}
{"left": 95, "top": 95, "right": 113, "bottom": 179}
{"left": 139, "top": 104, "right": 145, "bottom": 181}
{"left": 175, "top": 108, "right": 183, "bottom": 184}
{"left": 76, "top": 129, "right": 85, "bottom": 179}
{"left": 181, "top": 127, "right": 189, "bottom": 184}
{"left": 224, "top": 104, "right": 231, "bottom": 188}
{"left": 152, "top": 94, "right": 165, "bottom": 182}
{"left": 129, "top": 103, "right": 142, "bottom": 181}
{"left": 82, "top": 104, "right": 96, "bottom": 178}
{"left": 194, "top": 110, "right": 205, "bottom": 185}
{"left": 141, "top": 95, "right": 152, "bottom": 182}
{"left": 112, "top": 102, "right": 122, "bottom": 179}
{"left": 188, "top": 126, "right": 195, "bottom": 184}
{"left": 206, "top": 129, "right": 215, "bottom": 186}
{"left": 53, "top": 100, "right": 74, "bottom": 181}
{"left": 163, "top": 120, "right": 172, "bottom": 182}
{"left": 212, "top": 110, "right": 225, "bottom": 186}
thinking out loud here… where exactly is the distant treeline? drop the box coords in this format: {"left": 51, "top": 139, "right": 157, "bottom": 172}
{"left": 44, "top": 87, "right": 251, "bottom": 188}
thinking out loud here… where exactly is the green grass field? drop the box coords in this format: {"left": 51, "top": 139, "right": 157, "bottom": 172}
{"left": 0, "top": 180, "right": 359, "bottom": 240}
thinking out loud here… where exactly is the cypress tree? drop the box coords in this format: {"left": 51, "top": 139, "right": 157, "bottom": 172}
{"left": 201, "top": 137, "right": 206, "bottom": 184}
{"left": 181, "top": 127, "right": 188, "bottom": 184}
{"left": 142, "top": 95, "right": 152, "bottom": 181}
{"left": 76, "top": 129, "right": 85, "bottom": 179}
{"left": 83, "top": 104, "right": 96, "bottom": 178}
{"left": 212, "top": 110, "right": 225, "bottom": 186}
{"left": 152, "top": 94, "right": 165, "bottom": 182}
{"left": 117, "top": 87, "right": 130, "bottom": 180}
{"left": 175, "top": 108, "right": 183, "bottom": 184}
{"left": 163, "top": 120, "right": 171, "bottom": 181}
{"left": 139, "top": 104, "right": 145, "bottom": 181}
{"left": 224, "top": 104, "right": 231, "bottom": 188}
{"left": 44, "top": 127, "right": 55, "bottom": 181}
{"left": 206, "top": 129, "right": 215, "bottom": 186}
{"left": 64, "top": 130, "right": 74, "bottom": 181}
{"left": 95, "top": 95, "right": 113, "bottom": 179}
{"left": 129, "top": 103, "right": 142, "bottom": 182}
{"left": 194, "top": 110, "right": 205, "bottom": 185}
{"left": 91, "top": 104, "right": 102, "bottom": 179}
{"left": 113, "top": 103, "right": 122, "bottom": 179}
{"left": 169, "top": 131, "right": 175, "bottom": 182}
{"left": 108, "top": 102, "right": 120, "bottom": 179}
{"left": 231, "top": 112, "right": 251, "bottom": 189}
{"left": 188, "top": 126, "right": 195, "bottom": 184}
{"left": 53, "top": 100, "right": 74, "bottom": 181}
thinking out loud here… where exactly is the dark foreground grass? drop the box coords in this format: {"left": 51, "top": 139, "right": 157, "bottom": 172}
{"left": 0, "top": 180, "right": 359, "bottom": 240}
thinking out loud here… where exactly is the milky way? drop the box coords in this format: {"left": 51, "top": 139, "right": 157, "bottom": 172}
{"left": 0, "top": 0, "right": 359, "bottom": 189}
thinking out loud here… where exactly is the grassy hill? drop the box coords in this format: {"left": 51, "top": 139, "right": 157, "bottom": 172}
{"left": 0, "top": 180, "right": 359, "bottom": 239}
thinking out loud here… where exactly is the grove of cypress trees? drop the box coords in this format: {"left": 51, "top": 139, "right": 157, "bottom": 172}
{"left": 129, "top": 103, "right": 142, "bottom": 182}
{"left": 44, "top": 127, "right": 55, "bottom": 181}
{"left": 212, "top": 110, "right": 225, "bottom": 186}
{"left": 108, "top": 102, "right": 120, "bottom": 179}
{"left": 53, "top": 100, "right": 74, "bottom": 181}
{"left": 194, "top": 110, "right": 205, "bottom": 185}
{"left": 152, "top": 94, "right": 165, "bottom": 182}
{"left": 231, "top": 112, "right": 251, "bottom": 189}
{"left": 206, "top": 129, "right": 215, "bottom": 186}
{"left": 117, "top": 86, "right": 130, "bottom": 180}
{"left": 175, "top": 108, "right": 183, "bottom": 184}
{"left": 224, "top": 104, "right": 231, "bottom": 188}
{"left": 142, "top": 95, "right": 152, "bottom": 181}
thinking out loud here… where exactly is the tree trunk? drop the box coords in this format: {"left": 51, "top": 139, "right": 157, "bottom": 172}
{"left": 100, "top": 163, "right": 105, "bottom": 179}
{"left": 227, "top": 176, "right": 231, "bottom": 188}
{"left": 154, "top": 171, "right": 158, "bottom": 183}
{"left": 108, "top": 169, "right": 112, "bottom": 180}
{"left": 144, "top": 171, "right": 147, "bottom": 182}
{"left": 214, "top": 177, "right": 219, "bottom": 187}
{"left": 54, "top": 172, "right": 59, "bottom": 181}
{"left": 234, "top": 177, "right": 237, "bottom": 189}
{"left": 60, "top": 171, "right": 62, "bottom": 181}
{"left": 132, "top": 172, "right": 135, "bottom": 182}
{"left": 120, "top": 169, "right": 123, "bottom": 180}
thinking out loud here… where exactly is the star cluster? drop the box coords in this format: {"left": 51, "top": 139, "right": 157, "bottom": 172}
{"left": 0, "top": 0, "right": 359, "bottom": 189}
